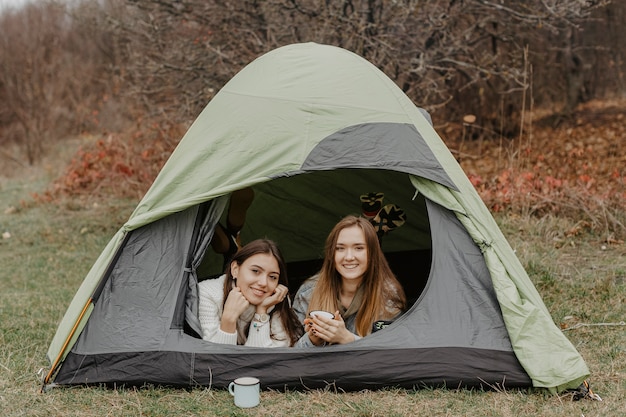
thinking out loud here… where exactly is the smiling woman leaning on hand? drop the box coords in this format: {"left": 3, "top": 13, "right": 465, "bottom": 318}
{"left": 198, "top": 238, "right": 303, "bottom": 347}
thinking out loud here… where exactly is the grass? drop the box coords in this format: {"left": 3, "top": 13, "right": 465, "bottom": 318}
{"left": 1, "top": 170, "right": 625, "bottom": 416}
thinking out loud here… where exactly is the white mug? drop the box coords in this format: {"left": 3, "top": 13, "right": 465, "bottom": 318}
{"left": 228, "top": 376, "right": 260, "bottom": 408}
{"left": 310, "top": 310, "right": 334, "bottom": 320}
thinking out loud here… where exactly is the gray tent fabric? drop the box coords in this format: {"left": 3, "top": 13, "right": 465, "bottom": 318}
{"left": 183, "top": 197, "right": 228, "bottom": 337}
{"left": 53, "top": 197, "right": 531, "bottom": 390}
{"left": 78, "top": 206, "right": 199, "bottom": 352}
{"left": 414, "top": 200, "right": 511, "bottom": 349}
{"left": 301, "top": 123, "right": 456, "bottom": 190}
{"left": 46, "top": 43, "right": 589, "bottom": 393}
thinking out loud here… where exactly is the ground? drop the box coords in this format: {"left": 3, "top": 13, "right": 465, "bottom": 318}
{"left": 441, "top": 98, "right": 626, "bottom": 239}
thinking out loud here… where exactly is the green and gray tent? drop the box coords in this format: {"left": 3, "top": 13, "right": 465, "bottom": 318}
{"left": 44, "top": 42, "right": 589, "bottom": 392}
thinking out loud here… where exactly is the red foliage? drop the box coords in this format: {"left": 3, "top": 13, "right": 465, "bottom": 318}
{"left": 452, "top": 99, "right": 626, "bottom": 236}
{"left": 37, "top": 99, "right": 625, "bottom": 237}
{"left": 34, "top": 122, "right": 184, "bottom": 202}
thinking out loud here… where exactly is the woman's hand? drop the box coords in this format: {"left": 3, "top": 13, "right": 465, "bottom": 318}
{"left": 303, "top": 317, "right": 326, "bottom": 346}
{"left": 307, "top": 311, "right": 356, "bottom": 345}
{"left": 256, "top": 284, "right": 289, "bottom": 314}
{"left": 220, "top": 287, "right": 250, "bottom": 333}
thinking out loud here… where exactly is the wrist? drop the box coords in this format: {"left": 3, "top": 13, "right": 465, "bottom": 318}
{"left": 221, "top": 311, "right": 239, "bottom": 325}
{"left": 340, "top": 330, "right": 356, "bottom": 344}
{"left": 310, "top": 336, "right": 326, "bottom": 347}
{"left": 253, "top": 312, "right": 270, "bottom": 324}
{"left": 220, "top": 316, "right": 237, "bottom": 333}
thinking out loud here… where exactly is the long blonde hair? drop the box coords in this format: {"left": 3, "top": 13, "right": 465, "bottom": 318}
{"left": 307, "top": 216, "right": 406, "bottom": 336}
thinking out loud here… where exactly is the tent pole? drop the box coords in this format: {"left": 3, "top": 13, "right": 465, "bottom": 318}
{"left": 41, "top": 298, "right": 93, "bottom": 390}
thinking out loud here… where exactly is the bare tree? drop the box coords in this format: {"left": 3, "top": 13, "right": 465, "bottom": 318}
{"left": 0, "top": 3, "right": 68, "bottom": 163}
{"left": 104, "top": 0, "right": 615, "bottom": 136}
{"left": 0, "top": 1, "right": 118, "bottom": 165}
{"left": 1, "top": 0, "right": 622, "bottom": 167}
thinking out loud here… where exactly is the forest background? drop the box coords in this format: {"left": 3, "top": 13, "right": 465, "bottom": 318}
{"left": 1, "top": 0, "right": 625, "bottom": 239}
{"left": 0, "top": 0, "right": 624, "bottom": 241}
{"left": 0, "top": 1, "right": 625, "bottom": 416}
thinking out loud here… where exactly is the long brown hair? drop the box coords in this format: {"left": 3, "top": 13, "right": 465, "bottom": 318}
{"left": 308, "top": 216, "right": 406, "bottom": 337}
{"left": 222, "top": 238, "right": 303, "bottom": 346}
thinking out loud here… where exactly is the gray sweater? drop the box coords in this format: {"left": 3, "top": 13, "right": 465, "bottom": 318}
{"left": 292, "top": 276, "right": 361, "bottom": 348}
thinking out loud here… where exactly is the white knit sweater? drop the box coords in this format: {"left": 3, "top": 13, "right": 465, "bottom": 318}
{"left": 197, "top": 274, "right": 290, "bottom": 347}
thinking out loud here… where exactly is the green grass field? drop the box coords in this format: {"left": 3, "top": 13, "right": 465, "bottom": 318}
{"left": 1, "top": 169, "right": 624, "bottom": 417}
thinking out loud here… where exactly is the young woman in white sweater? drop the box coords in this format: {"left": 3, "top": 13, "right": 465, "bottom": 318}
{"left": 198, "top": 238, "right": 303, "bottom": 347}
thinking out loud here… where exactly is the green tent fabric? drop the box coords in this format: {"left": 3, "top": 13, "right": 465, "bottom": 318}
{"left": 412, "top": 176, "right": 588, "bottom": 391}
{"left": 45, "top": 43, "right": 588, "bottom": 392}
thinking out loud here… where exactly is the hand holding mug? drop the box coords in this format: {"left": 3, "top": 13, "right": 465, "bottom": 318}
{"left": 304, "top": 316, "right": 325, "bottom": 346}
{"left": 305, "top": 310, "right": 333, "bottom": 346}
{"left": 309, "top": 310, "right": 355, "bottom": 345}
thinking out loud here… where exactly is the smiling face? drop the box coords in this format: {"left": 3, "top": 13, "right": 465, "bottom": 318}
{"left": 334, "top": 224, "right": 369, "bottom": 285}
{"left": 231, "top": 252, "right": 280, "bottom": 305}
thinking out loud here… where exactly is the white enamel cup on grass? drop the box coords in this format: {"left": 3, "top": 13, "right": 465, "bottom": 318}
{"left": 309, "top": 310, "right": 334, "bottom": 320}
{"left": 228, "top": 377, "right": 260, "bottom": 408}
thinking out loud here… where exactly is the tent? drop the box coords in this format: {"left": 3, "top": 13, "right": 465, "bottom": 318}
{"left": 44, "top": 42, "right": 589, "bottom": 393}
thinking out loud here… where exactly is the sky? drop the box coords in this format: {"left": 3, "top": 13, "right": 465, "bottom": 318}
{"left": 0, "top": 0, "right": 73, "bottom": 13}
{"left": 0, "top": 0, "right": 36, "bottom": 11}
